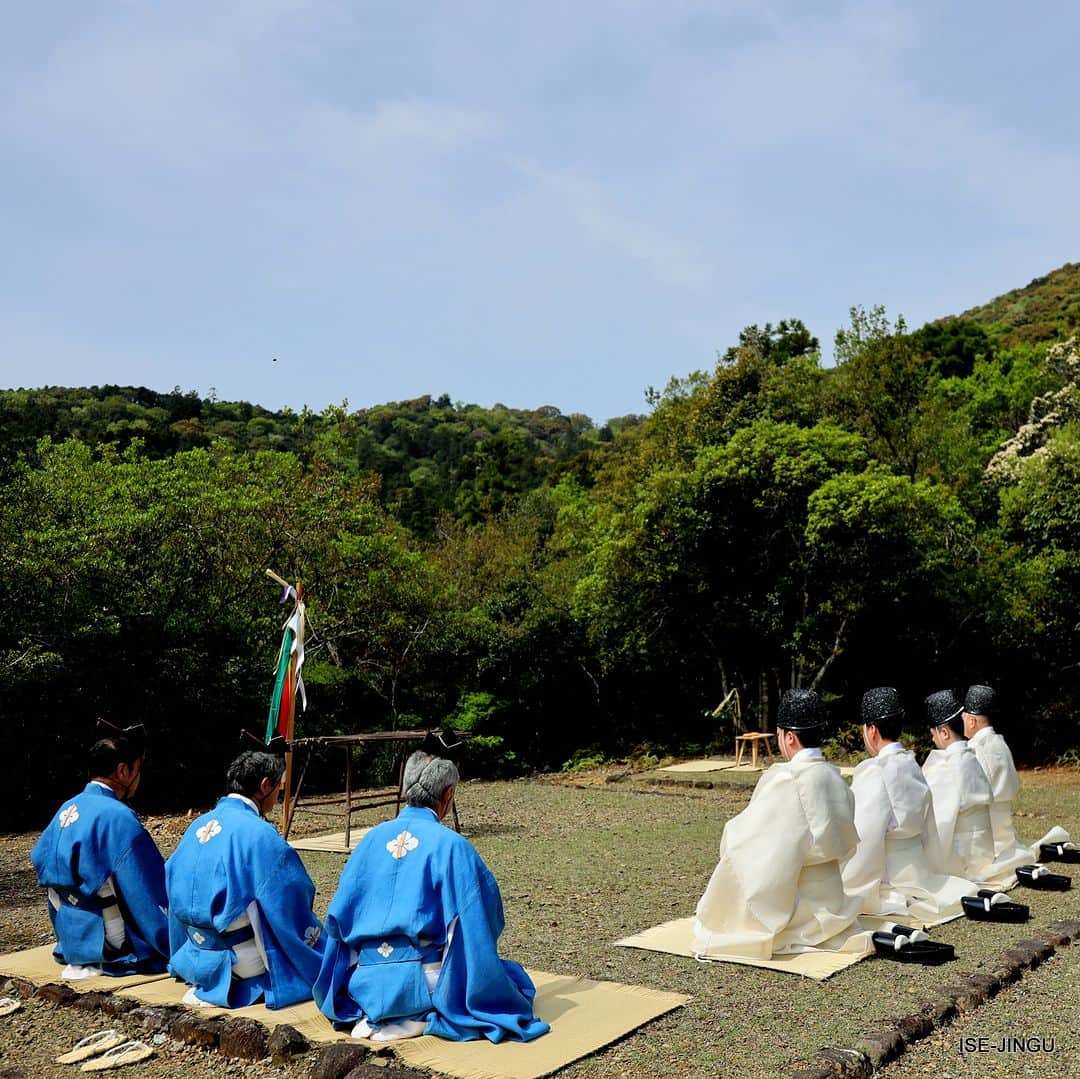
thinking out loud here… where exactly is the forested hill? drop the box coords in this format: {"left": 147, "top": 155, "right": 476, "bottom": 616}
{"left": 957, "top": 261, "right": 1080, "bottom": 347}
{"left": 4, "top": 263, "right": 1080, "bottom": 824}
{"left": 0, "top": 387, "right": 642, "bottom": 534}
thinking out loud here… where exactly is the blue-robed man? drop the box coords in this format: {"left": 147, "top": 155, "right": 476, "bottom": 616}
{"left": 314, "top": 751, "right": 549, "bottom": 1044}
{"left": 30, "top": 725, "right": 170, "bottom": 979}
{"left": 166, "top": 750, "right": 324, "bottom": 1009}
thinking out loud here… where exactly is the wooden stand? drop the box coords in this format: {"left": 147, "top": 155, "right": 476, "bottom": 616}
{"left": 734, "top": 732, "right": 776, "bottom": 769}
{"left": 281, "top": 730, "right": 463, "bottom": 847}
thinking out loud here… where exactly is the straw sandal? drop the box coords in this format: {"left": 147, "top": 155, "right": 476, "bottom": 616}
{"left": 80, "top": 1041, "right": 154, "bottom": 1071}
{"left": 55, "top": 1031, "right": 126, "bottom": 1064}
{"left": 0, "top": 996, "right": 23, "bottom": 1018}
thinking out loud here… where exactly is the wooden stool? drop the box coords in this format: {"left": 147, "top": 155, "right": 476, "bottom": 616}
{"left": 734, "top": 732, "right": 777, "bottom": 769}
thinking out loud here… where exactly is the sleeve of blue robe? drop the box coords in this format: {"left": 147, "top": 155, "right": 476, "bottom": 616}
{"left": 427, "top": 848, "right": 549, "bottom": 1043}
{"left": 253, "top": 843, "right": 325, "bottom": 1008}
{"left": 112, "top": 826, "right": 170, "bottom": 962}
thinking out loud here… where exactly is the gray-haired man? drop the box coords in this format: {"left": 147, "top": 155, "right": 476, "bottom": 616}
{"left": 314, "top": 751, "right": 548, "bottom": 1044}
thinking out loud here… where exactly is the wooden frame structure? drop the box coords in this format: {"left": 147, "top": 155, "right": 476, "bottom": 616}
{"left": 281, "top": 729, "right": 463, "bottom": 848}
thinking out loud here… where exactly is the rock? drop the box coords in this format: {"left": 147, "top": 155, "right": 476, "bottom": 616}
{"left": 853, "top": 1026, "right": 904, "bottom": 1068}
{"left": 129, "top": 1005, "right": 181, "bottom": 1033}
{"left": 988, "top": 962, "right": 1022, "bottom": 988}
{"left": 946, "top": 973, "right": 1000, "bottom": 1013}
{"left": 35, "top": 983, "right": 77, "bottom": 1006}
{"left": 219, "top": 1017, "right": 269, "bottom": 1061}
{"left": 1003, "top": 938, "right": 1054, "bottom": 971}
{"left": 815, "top": 1046, "right": 872, "bottom": 1076}
{"left": 95, "top": 994, "right": 137, "bottom": 1017}
{"left": 1015, "top": 938, "right": 1054, "bottom": 968}
{"left": 1038, "top": 927, "right": 1073, "bottom": 948}
{"left": 312, "top": 1043, "right": 371, "bottom": 1079}
{"left": 268, "top": 1023, "right": 309, "bottom": 1063}
{"left": 0, "top": 1066, "right": 28, "bottom": 1078}
{"left": 171, "top": 1014, "right": 223, "bottom": 1047}
{"left": 71, "top": 991, "right": 113, "bottom": 1013}
{"left": 1049, "top": 919, "right": 1080, "bottom": 942}
{"left": 787, "top": 1070, "right": 834, "bottom": 1079}
{"left": 893, "top": 1013, "right": 933, "bottom": 1043}
{"left": 916, "top": 996, "right": 957, "bottom": 1025}
{"left": 1, "top": 978, "right": 35, "bottom": 1000}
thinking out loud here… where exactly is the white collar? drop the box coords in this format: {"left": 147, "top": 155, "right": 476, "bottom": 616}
{"left": 945, "top": 739, "right": 968, "bottom": 755}
{"left": 226, "top": 792, "right": 260, "bottom": 813}
{"left": 791, "top": 747, "right": 824, "bottom": 762}
{"left": 90, "top": 780, "right": 114, "bottom": 792}
{"left": 968, "top": 725, "right": 995, "bottom": 744}
{"left": 878, "top": 741, "right": 905, "bottom": 757}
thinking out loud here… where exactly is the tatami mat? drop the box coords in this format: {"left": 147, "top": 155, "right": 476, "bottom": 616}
{"left": 114, "top": 968, "right": 687, "bottom": 1079}
{"left": 288, "top": 828, "right": 371, "bottom": 853}
{"left": 0, "top": 944, "right": 170, "bottom": 993}
{"left": 614, "top": 916, "right": 874, "bottom": 980}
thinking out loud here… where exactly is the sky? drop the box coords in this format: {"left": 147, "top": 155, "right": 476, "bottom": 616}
{"left": 3, "top": 2, "right": 1080, "bottom": 425}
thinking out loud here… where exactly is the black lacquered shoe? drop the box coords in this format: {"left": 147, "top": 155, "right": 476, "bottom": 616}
{"left": 962, "top": 891, "right": 1030, "bottom": 922}
{"left": 1016, "top": 864, "right": 1071, "bottom": 891}
{"left": 1038, "top": 843, "right": 1080, "bottom": 864}
{"left": 872, "top": 930, "right": 955, "bottom": 964}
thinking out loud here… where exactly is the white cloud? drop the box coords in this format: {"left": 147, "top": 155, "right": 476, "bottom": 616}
{"left": 505, "top": 161, "right": 718, "bottom": 292}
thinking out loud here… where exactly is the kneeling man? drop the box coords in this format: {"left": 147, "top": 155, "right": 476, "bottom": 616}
{"left": 166, "top": 750, "right": 324, "bottom": 1008}
{"left": 842, "top": 688, "right": 975, "bottom": 922}
{"left": 963, "top": 685, "right": 1069, "bottom": 864}
{"left": 921, "top": 690, "right": 1015, "bottom": 889}
{"left": 693, "top": 689, "right": 867, "bottom": 960}
{"left": 315, "top": 751, "right": 549, "bottom": 1043}
{"left": 31, "top": 725, "right": 169, "bottom": 978}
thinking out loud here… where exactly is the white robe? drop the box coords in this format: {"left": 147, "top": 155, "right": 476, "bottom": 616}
{"left": 843, "top": 743, "right": 975, "bottom": 922}
{"left": 922, "top": 740, "right": 1017, "bottom": 889}
{"left": 968, "top": 726, "right": 1069, "bottom": 865}
{"left": 693, "top": 752, "right": 867, "bottom": 960}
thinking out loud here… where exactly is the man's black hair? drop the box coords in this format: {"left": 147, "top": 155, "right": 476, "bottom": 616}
{"left": 793, "top": 725, "right": 823, "bottom": 749}
{"left": 226, "top": 750, "right": 285, "bottom": 798}
{"left": 88, "top": 736, "right": 142, "bottom": 778}
{"left": 870, "top": 713, "right": 903, "bottom": 742}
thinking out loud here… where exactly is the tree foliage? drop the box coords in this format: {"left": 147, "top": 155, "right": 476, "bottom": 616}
{"left": 4, "top": 272, "right": 1080, "bottom": 823}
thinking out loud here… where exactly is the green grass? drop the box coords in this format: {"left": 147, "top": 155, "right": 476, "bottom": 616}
{"left": 298, "top": 769, "right": 1080, "bottom": 1078}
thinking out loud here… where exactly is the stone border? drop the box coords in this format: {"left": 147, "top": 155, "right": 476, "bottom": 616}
{"left": 784, "top": 919, "right": 1080, "bottom": 1079}
{"left": 11, "top": 918, "right": 1078, "bottom": 1078}
{"left": 0, "top": 977, "right": 428, "bottom": 1079}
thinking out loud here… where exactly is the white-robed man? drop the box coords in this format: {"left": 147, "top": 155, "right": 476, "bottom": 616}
{"left": 921, "top": 690, "right": 1016, "bottom": 889}
{"left": 693, "top": 689, "right": 868, "bottom": 960}
{"left": 962, "top": 685, "right": 1070, "bottom": 863}
{"left": 314, "top": 751, "right": 548, "bottom": 1043}
{"left": 842, "top": 688, "right": 975, "bottom": 923}
{"left": 166, "top": 750, "right": 325, "bottom": 1009}
{"left": 30, "top": 725, "right": 170, "bottom": 979}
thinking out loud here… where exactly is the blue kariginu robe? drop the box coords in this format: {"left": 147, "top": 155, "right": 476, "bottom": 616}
{"left": 165, "top": 795, "right": 324, "bottom": 1008}
{"left": 314, "top": 805, "right": 549, "bottom": 1042}
{"left": 30, "top": 782, "right": 169, "bottom": 974}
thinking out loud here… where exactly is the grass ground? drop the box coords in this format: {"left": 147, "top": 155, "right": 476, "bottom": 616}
{"left": 1, "top": 764, "right": 1078, "bottom": 1077}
